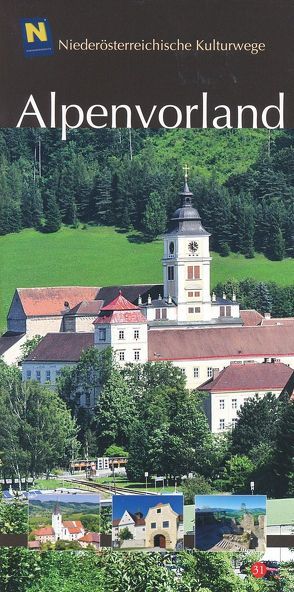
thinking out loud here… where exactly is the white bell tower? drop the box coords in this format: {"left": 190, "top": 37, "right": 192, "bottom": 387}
{"left": 162, "top": 166, "right": 212, "bottom": 323}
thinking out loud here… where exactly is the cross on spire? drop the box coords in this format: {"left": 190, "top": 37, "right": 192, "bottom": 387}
{"left": 183, "top": 163, "right": 190, "bottom": 180}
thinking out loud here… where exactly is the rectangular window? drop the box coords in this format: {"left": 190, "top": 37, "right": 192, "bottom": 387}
{"left": 98, "top": 328, "right": 106, "bottom": 341}
{"left": 134, "top": 329, "right": 139, "bottom": 339}
{"left": 151, "top": 522, "right": 156, "bottom": 529}
{"left": 167, "top": 266, "right": 174, "bottom": 281}
{"left": 156, "top": 508, "right": 161, "bottom": 513}
{"left": 194, "top": 307, "right": 201, "bottom": 313}
{"left": 220, "top": 306, "right": 225, "bottom": 317}
{"left": 162, "top": 521, "right": 169, "bottom": 528}
{"left": 188, "top": 291, "right": 193, "bottom": 297}
{"left": 232, "top": 418, "right": 237, "bottom": 428}
{"left": 134, "top": 350, "right": 140, "bottom": 361}
{"left": 207, "top": 367, "right": 213, "bottom": 378}
{"left": 118, "top": 351, "right": 125, "bottom": 361}
{"left": 155, "top": 309, "right": 160, "bottom": 320}
{"left": 232, "top": 398, "right": 237, "bottom": 409}
{"left": 226, "top": 306, "right": 232, "bottom": 317}
{"left": 118, "top": 330, "right": 125, "bottom": 340}
{"left": 86, "top": 393, "right": 91, "bottom": 407}
{"left": 26, "top": 370, "right": 31, "bottom": 380}
{"left": 56, "top": 370, "right": 61, "bottom": 377}
{"left": 219, "top": 419, "right": 225, "bottom": 431}
{"left": 219, "top": 399, "right": 225, "bottom": 410}
{"left": 193, "top": 367, "right": 199, "bottom": 378}
{"left": 46, "top": 370, "right": 51, "bottom": 382}
{"left": 188, "top": 307, "right": 194, "bottom": 314}
{"left": 36, "top": 370, "right": 41, "bottom": 382}
{"left": 188, "top": 265, "right": 200, "bottom": 279}
{"left": 194, "top": 291, "right": 200, "bottom": 297}
{"left": 161, "top": 308, "right": 167, "bottom": 319}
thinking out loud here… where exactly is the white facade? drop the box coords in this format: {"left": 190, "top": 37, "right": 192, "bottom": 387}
{"left": 94, "top": 321, "right": 148, "bottom": 365}
{"left": 163, "top": 234, "right": 212, "bottom": 323}
{"left": 205, "top": 388, "right": 283, "bottom": 433}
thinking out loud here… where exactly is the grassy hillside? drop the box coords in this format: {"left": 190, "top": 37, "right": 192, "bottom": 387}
{"left": 0, "top": 226, "right": 293, "bottom": 333}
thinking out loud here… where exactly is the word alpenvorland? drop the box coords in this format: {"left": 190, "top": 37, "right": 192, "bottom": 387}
{"left": 16, "top": 91, "right": 285, "bottom": 140}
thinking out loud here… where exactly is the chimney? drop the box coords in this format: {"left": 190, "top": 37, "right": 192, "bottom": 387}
{"left": 232, "top": 291, "right": 236, "bottom": 302}
{"left": 223, "top": 292, "right": 226, "bottom": 300}
{"left": 264, "top": 312, "right": 271, "bottom": 320}
{"left": 212, "top": 368, "right": 220, "bottom": 379}
{"left": 167, "top": 294, "right": 172, "bottom": 304}
{"left": 138, "top": 294, "right": 142, "bottom": 306}
{"left": 212, "top": 292, "right": 216, "bottom": 302}
{"left": 147, "top": 294, "right": 152, "bottom": 305}
{"left": 158, "top": 294, "right": 162, "bottom": 300}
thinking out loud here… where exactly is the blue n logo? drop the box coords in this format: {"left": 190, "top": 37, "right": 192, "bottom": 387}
{"left": 21, "top": 18, "right": 54, "bottom": 57}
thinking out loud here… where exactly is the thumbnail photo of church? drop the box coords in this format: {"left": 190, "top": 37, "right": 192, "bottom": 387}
{"left": 28, "top": 491, "right": 100, "bottom": 550}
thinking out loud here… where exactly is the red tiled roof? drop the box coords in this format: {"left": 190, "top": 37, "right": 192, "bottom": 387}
{"left": 199, "top": 362, "right": 293, "bottom": 393}
{"left": 101, "top": 292, "right": 139, "bottom": 311}
{"left": 28, "top": 540, "right": 41, "bottom": 549}
{"left": 240, "top": 310, "right": 263, "bottom": 326}
{"left": 94, "top": 310, "right": 147, "bottom": 325}
{"left": 17, "top": 287, "right": 100, "bottom": 316}
{"left": 33, "top": 527, "right": 54, "bottom": 536}
{"left": 63, "top": 520, "right": 84, "bottom": 532}
{"left": 24, "top": 333, "right": 94, "bottom": 362}
{"left": 148, "top": 325, "right": 294, "bottom": 361}
{"left": 261, "top": 318, "right": 294, "bottom": 326}
{"left": 79, "top": 532, "right": 100, "bottom": 543}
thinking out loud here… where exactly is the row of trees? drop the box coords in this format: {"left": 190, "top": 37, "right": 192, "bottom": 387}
{"left": 0, "top": 128, "right": 293, "bottom": 259}
{"left": 214, "top": 278, "right": 294, "bottom": 317}
{"left": 57, "top": 348, "right": 294, "bottom": 498}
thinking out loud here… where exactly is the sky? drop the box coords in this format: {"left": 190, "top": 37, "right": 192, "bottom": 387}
{"left": 112, "top": 494, "right": 183, "bottom": 520}
{"left": 195, "top": 495, "right": 267, "bottom": 512}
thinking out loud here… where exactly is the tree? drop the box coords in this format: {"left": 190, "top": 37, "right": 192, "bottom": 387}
{"left": 57, "top": 347, "right": 113, "bottom": 449}
{"left": 95, "top": 370, "right": 136, "bottom": 453}
{"left": 143, "top": 191, "right": 167, "bottom": 239}
{"left": 0, "top": 368, "right": 79, "bottom": 479}
{"left": 252, "top": 282, "right": 273, "bottom": 314}
{"left": 223, "top": 455, "right": 254, "bottom": 493}
{"left": 231, "top": 393, "right": 282, "bottom": 456}
{"left": 119, "top": 527, "right": 133, "bottom": 541}
{"left": 104, "top": 444, "right": 128, "bottom": 457}
{"left": 272, "top": 400, "right": 294, "bottom": 497}
{"left": 270, "top": 228, "right": 285, "bottom": 260}
{"left": 182, "top": 474, "right": 214, "bottom": 504}
{"left": 20, "top": 335, "right": 42, "bottom": 362}
{"left": 44, "top": 191, "right": 62, "bottom": 232}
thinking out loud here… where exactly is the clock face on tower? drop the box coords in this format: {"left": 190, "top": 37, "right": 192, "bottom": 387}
{"left": 169, "top": 241, "right": 175, "bottom": 255}
{"left": 188, "top": 240, "right": 198, "bottom": 254}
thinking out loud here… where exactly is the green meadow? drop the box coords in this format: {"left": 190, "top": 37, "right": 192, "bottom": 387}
{"left": 0, "top": 226, "right": 293, "bottom": 333}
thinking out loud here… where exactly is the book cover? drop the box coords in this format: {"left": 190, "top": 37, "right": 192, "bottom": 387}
{"left": 0, "top": 1, "right": 293, "bottom": 590}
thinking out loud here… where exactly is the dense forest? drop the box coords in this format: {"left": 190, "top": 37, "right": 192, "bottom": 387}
{"left": 0, "top": 128, "right": 293, "bottom": 260}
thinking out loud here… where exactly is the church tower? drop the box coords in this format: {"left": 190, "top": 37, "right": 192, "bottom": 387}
{"left": 162, "top": 166, "right": 212, "bottom": 323}
{"left": 52, "top": 502, "right": 64, "bottom": 540}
